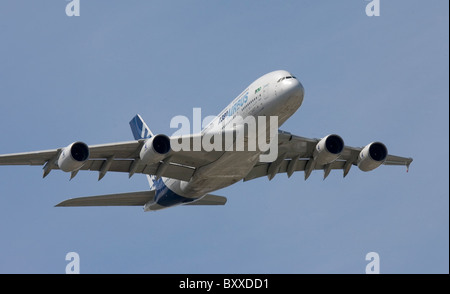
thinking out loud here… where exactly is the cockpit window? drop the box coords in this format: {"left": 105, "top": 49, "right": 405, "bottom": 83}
{"left": 277, "top": 76, "right": 296, "bottom": 82}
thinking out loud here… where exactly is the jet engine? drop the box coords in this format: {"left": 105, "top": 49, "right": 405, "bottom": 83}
{"left": 314, "top": 134, "right": 344, "bottom": 165}
{"left": 357, "top": 142, "right": 388, "bottom": 171}
{"left": 140, "top": 134, "right": 171, "bottom": 165}
{"left": 58, "top": 142, "right": 90, "bottom": 172}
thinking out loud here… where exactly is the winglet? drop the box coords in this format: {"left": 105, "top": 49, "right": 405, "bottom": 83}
{"left": 406, "top": 157, "right": 413, "bottom": 173}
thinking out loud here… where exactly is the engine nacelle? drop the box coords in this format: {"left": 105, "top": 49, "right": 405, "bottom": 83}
{"left": 140, "top": 134, "right": 171, "bottom": 165}
{"left": 58, "top": 142, "right": 90, "bottom": 172}
{"left": 314, "top": 134, "right": 344, "bottom": 165}
{"left": 358, "top": 142, "right": 388, "bottom": 172}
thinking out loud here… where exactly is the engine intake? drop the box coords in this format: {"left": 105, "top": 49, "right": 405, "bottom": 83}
{"left": 358, "top": 142, "right": 388, "bottom": 172}
{"left": 314, "top": 134, "right": 344, "bottom": 165}
{"left": 58, "top": 142, "right": 90, "bottom": 172}
{"left": 140, "top": 134, "right": 171, "bottom": 165}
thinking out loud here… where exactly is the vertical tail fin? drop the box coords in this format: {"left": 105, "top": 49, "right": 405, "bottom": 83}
{"left": 146, "top": 175, "right": 158, "bottom": 191}
{"left": 129, "top": 114, "right": 154, "bottom": 140}
{"left": 130, "top": 114, "right": 157, "bottom": 190}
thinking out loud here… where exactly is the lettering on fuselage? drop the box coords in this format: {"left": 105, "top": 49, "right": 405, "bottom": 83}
{"left": 219, "top": 92, "right": 249, "bottom": 122}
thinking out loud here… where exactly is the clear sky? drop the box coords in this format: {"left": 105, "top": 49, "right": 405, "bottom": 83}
{"left": 0, "top": 1, "right": 448, "bottom": 274}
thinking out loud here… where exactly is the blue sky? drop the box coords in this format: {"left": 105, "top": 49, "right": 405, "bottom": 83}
{"left": 0, "top": 1, "right": 448, "bottom": 274}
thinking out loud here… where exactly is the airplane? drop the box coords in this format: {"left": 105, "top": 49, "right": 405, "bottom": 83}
{"left": 0, "top": 70, "right": 413, "bottom": 211}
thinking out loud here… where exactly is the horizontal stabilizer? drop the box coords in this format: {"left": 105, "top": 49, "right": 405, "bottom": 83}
{"left": 55, "top": 191, "right": 155, "bottom": 207}
{"left": 184, "top": 194, "right": 227, "bottom": 206}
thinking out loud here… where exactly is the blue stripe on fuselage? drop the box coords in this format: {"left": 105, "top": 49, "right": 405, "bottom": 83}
{"left": 153, "top": 178, "right": 196, "bottom": 207}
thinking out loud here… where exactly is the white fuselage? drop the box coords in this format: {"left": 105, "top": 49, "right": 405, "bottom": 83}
{"left": 148, "top": 70, "right": 304, "bottom": 210}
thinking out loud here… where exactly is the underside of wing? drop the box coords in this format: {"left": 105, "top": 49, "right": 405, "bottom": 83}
{"left": 244, "top": 130, "right": 413, "bottom": 181}
{"left": 0, "top": 134, "right": 224, "bottom": 182}
{"left": 0, "top": 149, "right": 60, "bottom": 166}
{"left": 0, "top": 128, "right": 413, "bottom": 183}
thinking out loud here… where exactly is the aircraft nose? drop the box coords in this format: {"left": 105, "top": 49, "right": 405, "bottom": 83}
{"left": 281, "top": 77, "right": 304, "bottom": 102}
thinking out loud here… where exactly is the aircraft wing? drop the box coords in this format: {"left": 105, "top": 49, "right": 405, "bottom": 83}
{"left": 0, "top": 136, "right": 224, "bottom": 182}
{"left": 0, "top": 130, "right": 412, "bottom": 182}
{"left": 243, "top": 130, "right": 413, "bottom": 181}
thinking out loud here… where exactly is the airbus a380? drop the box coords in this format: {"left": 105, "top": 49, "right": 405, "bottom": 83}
{"left": 0, "top": 70, "right": 413, "bottom": 211}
